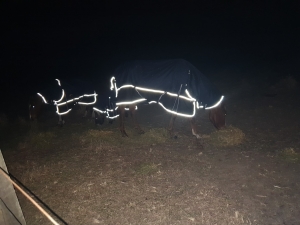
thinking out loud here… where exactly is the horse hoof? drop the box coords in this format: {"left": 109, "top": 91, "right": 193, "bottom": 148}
{"left": 196, "top": 134, "right": 201, "bottom": 139}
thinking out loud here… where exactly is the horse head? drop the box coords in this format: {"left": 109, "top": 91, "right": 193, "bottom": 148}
{"left": 209, "top": 101, "right": 226, "bottom": 129}
{"left": 29, "top": 94, "right": 45, "bottom": 120}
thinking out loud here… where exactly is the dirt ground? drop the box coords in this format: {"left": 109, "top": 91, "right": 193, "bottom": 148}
{"left": 1, "top": 74, "right": 300, "bottom": 225}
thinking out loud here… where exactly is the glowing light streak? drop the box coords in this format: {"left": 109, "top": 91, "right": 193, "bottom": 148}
{"left": 166, "top": 92, "right": 194, "bottom": 102}
{"left": 38, "top": 78, "right": 98, "bottom": 116}
{"left": 53, "top": 89, "right": 65, "bottom": 104}
{"left": 37, "top": 93, "right": 48, "bottom": 104}
{"left": 205, "top": 96, "right": 224, "bottom": 109}
{"left": 55, "top": 99, "right": 75, "bottom": 106}
{"left": 110, "top": 76, "right": 224, "bottom": 117}
{"left": 55, "top": 79, "right": 61, "bottom": 86}
{"left": 115, "top": 84, "right": 135, "bottom": 98}
{"left": 124, "top": 106, "right": 137, "bottom": 110}
{"left": 115, "top": 98, "right": 146, "bottom": 106}
{"left": 135, "top": 86, "right": 165, "bottom": 93}
{"left": 185, "top": 89, "right": 196, "bottom": 101}
{"left": 110, "top": 77, "right": 119, "bottom": 97}
{"left": 93, "top": 106, "right": 119, "bottom": 120}
{"left": 107, "top": 114, "right": 119, "bottom": 119}
{"left": 107, "top": 110, "right": 117, "bottom": 119}
{"left": 93, "top": 104, "right": 138, "bottom": 121}
{"left": 118, "top": 84, "right": 135, "bottom": 90}
{"left": 110, "top": 76, "right": 116, "bottom": 90}
{"left": 81, "top": 93, "right": 97, "bottom": 97}
{"left": 93, "top": 106, "right": 119, "bottom": 122}
{"left": 78, "top": 93, "right": 97, "bottom": 105}
{"left": 54, "top": 92, "right": 97, "bottom": 115}
{"left": 114, "top": 82, "right": 117, "bottom": 97}
{"left": 93, "top": 107, "right": 107, "bottom": 114}
{"left": 56, "top": 107, "right": 72, "bottom": 115}
{"left": 196, "top": 101, "right": 204, "bottom": 109}
{"left": 54, "top": 93, "right": 97, "bottom": 106}
{"left": 158, "top": 101, "right": 196, "bottom": 118}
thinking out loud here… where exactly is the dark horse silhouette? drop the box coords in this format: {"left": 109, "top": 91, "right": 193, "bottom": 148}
{"left": 29, "top": 79, "right": 97, "bottom": 125}
{"left": 109, "top": 59, "right": 226, "bottom": 138}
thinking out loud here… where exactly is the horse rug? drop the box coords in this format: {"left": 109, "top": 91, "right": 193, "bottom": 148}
{"left": 110, "top": 59, "right": 224, "bottom": 117}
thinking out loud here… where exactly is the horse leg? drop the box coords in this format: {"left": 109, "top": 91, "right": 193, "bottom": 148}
{"left": 129, "top": 105, "right": 144, "bottom": 134}
{"left": 190, "top": 117, "right": 201, "bottom": 139}
{"left": 94, "top": 110, "right": 104, "bottom": 125}
{"left": 83, "top": 106, "right": 88, "bottom": 117}
{"left": 168, "top": 114, "right": 177, "bottom": 138}
{"left": 92, "top": 109, "right": 95, "bottom": 119}
{"left": 58, "top": 115, "right": 65, "bottom": 126}
{"left": 119, "top": 106, "right": 128, "bottom": 137}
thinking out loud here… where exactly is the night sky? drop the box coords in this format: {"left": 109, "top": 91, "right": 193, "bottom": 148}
{"left": 1, "top": 1, "right": 299, "bottom": 119}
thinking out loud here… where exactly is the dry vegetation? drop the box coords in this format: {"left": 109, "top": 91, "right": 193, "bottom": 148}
{"left": 279, "top": 148, "right": 300, "bottom": 163}
{"left": 207, "top": 125, "right": 245, "bottom": 147}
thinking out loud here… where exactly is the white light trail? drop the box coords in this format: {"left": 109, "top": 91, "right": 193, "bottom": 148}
{"left": 109, "top": 76, "right": 225, "bottom": 118}
{"left": 54, "top": 93, "right": 97, "bottom": 106}
{"left": 196, "top": 101, "right": 204, "bottom": 109}
{"left": 205, "top": 96, "right": 224, "bottom": 109}
{"left": 78, "top": 93, "right": 98, "bottom": 105}
{"left": 55, "top": 79, "right": 61, "bottom": 86}
{"left": 110, "top": 76, "right": 115, "bottom": 90}
{"left": 135, "top": 86, "right": 165, "bottom": 93}
{"left": 37, "top": 93, "right": 48, "bottom": 104}
{"left": 107, "top": 114, "right": 119, "bottom": 119}
{"left": 93, "top": 107, "right": 107, "bottom": 114}
{"left": 56, "top": 106, "right": 72, "bottom": 115}
{"left": 157, "top": 101, "right": 196, "bottom": 117}
{"left": 118, "top": 84, "right": 135, "bottom": 90}
{"left": 53, "top": 89, "right": 65, "bottom": 104}
{"left": 185, "top": 89, "right": 196, "bottom": 101}
{"left": 115, "top": 98, "right": 146, "bottom": 106}
{"left": 166, "top": 92, "right": 194, "bottom": 101}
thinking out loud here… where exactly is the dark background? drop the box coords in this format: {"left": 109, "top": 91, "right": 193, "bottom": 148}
{"left": 1, "top": 0, "right": 299, "bottom": 120}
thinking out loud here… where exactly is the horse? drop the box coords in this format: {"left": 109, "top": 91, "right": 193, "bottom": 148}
{"left": 29, "top": 93, "right": 45, "bottom": 120}
{"left": 29, "top": 79, "right": 97, "bottom": 125}
{"left": 92, "top": 91, "right": 117, "bottom": 126}
{"left": 110, "top": 59, "right": 226, "bottom": 138}
{"left": 28, "top": 79, "right": 61, "bottom": 122}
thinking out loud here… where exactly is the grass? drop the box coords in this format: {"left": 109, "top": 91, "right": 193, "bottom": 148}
{"left": 135, "top": 163, "right": 160, "bottom": 175}
{"left": 279, "top": 148, "right": 300, "bottom": 163}
{"left": 78, "top": 127, "right": 169, "bottom": 148}
{"left": 18, "top": 131, "right": 56, "bottom": 150}
{"left": 207, "top": 125, "right": 245, "bottom": 147}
